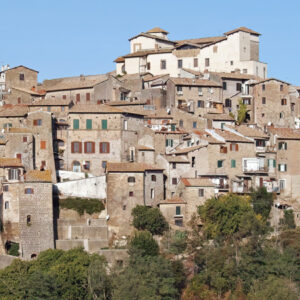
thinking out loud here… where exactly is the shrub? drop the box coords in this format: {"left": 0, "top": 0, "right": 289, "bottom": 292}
{"left": 132, "top": 205, "right": 169, "bottom": 235}
{"left": 250, "top": 187, "right": 274, "bottom": 221}
{"left": 59, "top": 197, "right": 105, "bottom": 215}
{"left": 128, "top": 231, "right": 159, "bottom": 257}
{"left": 7, "top": 242, "right": 19, "bottom": 257}
{"left": 280, "top": 210, "right": 296, "bottom": 230}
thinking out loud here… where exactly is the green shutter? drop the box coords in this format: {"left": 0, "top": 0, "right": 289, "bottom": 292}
{"left": 278, "top": 164, "right": 280, "bottom": 171}
{"left": 73, "top": 119, "right": 79, "bottom": 130}
{"left": 102, "top": 119, "right": 107, "bottom": 129}
{"left": 217, "top": 160, "right": 222, "bottom": 168}
{"left": 176, "top": 206, "right": 181, "bottom": 215}
{"left": 166, "top": 139, "right": 168, "bottom": 147}
{"left": 171, "top": 124, "right": 176, "bottom": 131}
{"left": 273, "top": 160, "right": 276, "bottom": 168}
{"left": 171, "top": 139, "right": 173, "bottom": 147}
{"left": 231, "top": 159, "right": 236, "bottom": 168}
{"left": 86, "top": 119, "right": 92, "bottom": 130}
{"left": 285, "top": 164, "right": 287, "bottom": 172}
{"left": 267, "top": 159, "right": 270, "bottom": 167}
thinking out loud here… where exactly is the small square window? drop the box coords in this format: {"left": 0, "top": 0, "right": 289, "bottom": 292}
{"left": 129, "top": 191, "right": 134, "bottom": 197}
{"left": 172, "top": 163, "right": 176, "bottom": 169}
{"left": 3, "top": 185, "right": 9, "bottom": 192}
{"left": 23, "top": 136, "right": 27, "bottom": 143}
{"left": 172, "top": 178, "right": 177, "bottom": 185}
{"left": 175, "top": 219, "right": 183, "bottom": 227}
{"left": 19, "top": 73, "right": 24, "bottom": 81}
{"left": 198, "top": 189, "right": 204, "bottom": 197}
{"left": 25, "top": 188, "right": 34, "bottom": 194}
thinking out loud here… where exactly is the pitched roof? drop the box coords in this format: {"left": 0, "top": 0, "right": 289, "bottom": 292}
{"left": 0, "top": 158, "right": 23, "bottom": 167}
{"left": 107, "top": 162, "right": 164, "bottom": 172}
{"left": 267, "top": 127, "right": 300, "bottom": 140}
{"left": 25, "top": 170, "right": 52, "bottom": 182}
{"left": 69, "top": 104, "right": 144, "bottom": 116}
{"left": 210, "top": 71, "right": 258, "bottom": 80}
{"left": 204, "top": 113, "right": 235, "bottom": 121}
{"left": 165, "top": 155, "right": 189, "bottom": 163}
{"left": 122, "top": 48, "right": 173, "bottom": 59}
{"left": 114, "top": 56, "right": 125, "bottom": 63}
{"left": 146, "top": 27, "right": 169, "bottom": 34}
{"left": 143, "top": 74, "right": 169, "bottom": 82}
{"left": 176, "top": 36, "right": 226, "bottom": 46}
{"left": 128, "top": 32, "right": 175, "bottom": 43}
{"left": 170, "top": 77, "right": 221, "bottom": 87}
{"left": 42, "top": 74, "right": 108, "bottom": 92}
{"left": 224, "top": 27, "right": 261, "bottom": 36}
{"left": 193, "top": 130, "right": 224, "bottom": 144}
{"left": 29, "top": 98, "right": 71, "bottom": 106}
{"left": 11, "top": 87, "right": 43, "bottom": 96}
{"left": 0, "top": 105, "right": 28, "bottom": 117}
{"left": 0, "top": 65, "right": 39, "bottom": 74}
{"left": 233, "top": 125, "right": 269, "bottom": 139}
{"left": 7, "top": 128, "right": 31, "bottom": 133}
{"left": 181, "top": 178, "right": 215, "bottom": 187}
{"left": 181, "top": 68, "right": 203, "bottom": 76}
{"left": 214, "top": 129, "right": 253, "bottom": 143}
{"left": 250, "top": 78, "right": 290, "bottom": 86}
{"left": 160, "top": 197, "right": 186, "bottom": 204}
{"left": 172, "top": 145, "right": 204, "bottom": 154}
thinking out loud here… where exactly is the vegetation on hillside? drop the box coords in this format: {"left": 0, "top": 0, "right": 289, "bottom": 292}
{"left": 59, "top": 197, "right": 105, "bottom": 215}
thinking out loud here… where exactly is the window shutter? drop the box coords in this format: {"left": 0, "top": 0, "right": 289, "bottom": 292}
{"left": 102, "top": 119, "right": 107, "bottom": 129}
{"left": 84, "top": 142, "right": 87, "bottom": 153}
{"left": 236, "top": 144, "right": 239, "bottom": 151}
{"left": 273, "top": 160, "right": 276, "bottom": 168}
{"left": 79, "top": 142, "right": 82, "bottom": 153}
{"left": 107, "top": 142, "right": 110, "bottom": 153}
{"left": 99, "top": 142, "right": 103, "bottom": 153}
{"left": 86, "top": 93, "right": 90, "bottom": 101}
{"left": 92, "top": 142, "right": 95, "bottom": 153}
{"left": 86, "top": 119, "right": 92, "bottom": 129}
{"left": 71, "top": 142, "right": 74, "bottom": 153}
{"left": 73, "top": 119, "right": 79, "bottom": 130}
{"left": 285, "top": 164, "right": 287, "bottom": 172}
{"left": 267, "top": 159, "right": 270, "bottom": 167}
{"left": 171, "top": 140, "right": 173, "bottom": 147}
{"left": 278, "top": 164, "right": 280, "bottom": 171}
{"left": 18, "top": 169, "right": 21, "bottom": 180}
{"left": 33, "top": 120, "right": 37, "bottom": 126}
{"left": 166, "top": 139, "right": 168, "bottom": 147}
{"left": 230, "top": 144, "right": 233, "bottom": 151}
{"left": 285, "top": 143, "right": 287, "bottom": 150}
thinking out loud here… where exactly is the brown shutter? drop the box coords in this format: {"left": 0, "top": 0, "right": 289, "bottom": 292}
{"left": 92, "top": 142, "right": 95, "bottom": 153}
{"left": 100, "top": 142, "right": 103, "bottom": 153}
{"left": 224, "top": 147, "right": 227, "bottom": 153}
{"left": 79, "top": 142, "right": 82, "bottom": 153}
{"left": 33, "top": 120, "right": 37, "bottom": 126}
{"left": 18, "top": 169, "right": 21, "bottom": 180}
{"left": 107, "top": 142, "right": 110, "bottom": 153}
{"left": 230, "top": 144, "right": 232, "bottom": 151}
{"left": 84, "top": 142, "right": 87, "bottom": 153}
{"left": 236, "top": 144, "right": 239, "bottom": 151}
{"left": 71, "top": 142, "right": 74, "bottom": 153}
{"left": 86, "top": 93, "right": 90, "bottom": 101}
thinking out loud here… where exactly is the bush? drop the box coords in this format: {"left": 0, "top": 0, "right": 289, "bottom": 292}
{"left": 250, "top": 187, "right": 274, "bottom": 221}
{"left": 59, "top": 197, "right": 105, "bottom": 215}
{"left": 128, "top": 231, "right": 159, "bottom": 257}
{"left": 132, "top": 205, "right": 169, "bottom": 235}
{"left": 7, "top": 242, "right": 19, "bottom": 257}
{"left": 280, "top": 210, "right": 296, "bottom": 230}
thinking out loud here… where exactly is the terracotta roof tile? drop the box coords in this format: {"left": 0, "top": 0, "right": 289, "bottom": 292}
{"left": 210, "top": 71, "right": 258, "bottom": 80}
{"left": 0, "top": 158, "right": 23, "bottom": 167}
{"left": 11, "top": 87, "right": 43, "bottom": 96}
{"left": 114, "top": 56, "right": 125, "bottom": 63}
{"left": 107, "top": 162, "right": 164, "bottom": 172}
{"left": 204, "top": 113, "right": 235, "bottom": 121}
{"left": 176, "top": 36, "right": 226, "bottom": 45}
{"left": 214, "top": 129, "right": 253, "bottom": 143}
{"left": 165, "top": 155, "right": 189, "bottom": 163}
{"left": 146, "top": 27, "right": 169, "bottom": 34}
{"left": 122, "top": 48, "right": 173, "bottom": 59}
{"left": 160, "top": 197, "right": 186, "bottom": 204}
{"left": 0, "top": 105, "right": 28, "bottom": 117}
{"left": 136, "top": 145, "right": 155, "bottom": 151}
{"left": 25, "top": 170, "right": 52, "bottom": 182}
{"left": 224, "top": 27, "right": 260, "bottom": 36}
{"left": 172, "top": 145, "right": 204, "bottom": 154}
{"left": 7, "top": 128, "right": 31, "bottom": 133}
{"left": 181, "top": 178, "right": 215, "bottom": 187}
{"left": 193, "top": 130, "right": 224, "bottom": 144}
{"left": 170, "top": 77, "right": 221, "bottom": 87}
{"left": 29, "top": 98, "right": 71, "bottom": 106}
{"left": 233, "top": 125, "right": 269, "bottom": 139}
{"left": 268, "top": 127, "right": 300, "bottom": 140}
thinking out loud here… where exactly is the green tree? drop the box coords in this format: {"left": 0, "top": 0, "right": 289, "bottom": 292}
{"left": 112, "top": 256, "right": 179, "bottom": 300}
{"left": 237, "top": 99, "right": 247, "bottom": 124}
{"left": 250, "top": 187, "right": 274, "bottom": 221}
{"left": 128, "top": 230, "right": 159, "bottom": 257}
{"left": 162, "top": 231, "right": 187, "bottom": 255}
{"left": 132, "top": 205, "right": 169, "bottom": 235}
{"left": 280, "top": 210, "right": 296, "bottom": 230}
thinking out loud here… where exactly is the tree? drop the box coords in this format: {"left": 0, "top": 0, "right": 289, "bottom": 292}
{"left": 132, "top": 205, "right": 169, "bottom": 235}
{"left": 250, "top": 187, "right": 274, "bottom": 221}
{"left": 162, "top": 230, "right": 187, "bottom": 255}
{"left": 237, "top": 99, "right": 247, "bottom": 124}
{"left": 280, "top": 210, "right": 296, "bottom": 230}
{"left": 128, "top": 230, "right": 159, "bottom": 257}
{"left": 112, "top": 255, "right": 179, "bottom": 300}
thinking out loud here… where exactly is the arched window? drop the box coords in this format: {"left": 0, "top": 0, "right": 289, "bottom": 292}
{"left": 128, "top": 177, "right": 135, "bottom": 183}
{"left": 151, "top": 175, "right": 156, "bottom": 182}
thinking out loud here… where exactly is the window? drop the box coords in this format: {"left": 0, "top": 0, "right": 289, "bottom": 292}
{"left": 236, "top": 83, "right": 242, "bottom": 91}
{"left": 8, "top": 169, "right": 20, "bottom": 180}
{"left": 177, "top": 86, "right": 183, "bottom": 94}
{"left": 217, "top": 160, "right": 223, "bottom": 168}
{"left": 61, "top": 106, "right": 65, "bottom": 112}
{"left": 191, "top": 156, "right": 195, "bottom": 167}
{"left": 151, "top": 188, "right": 155, "bottom": 199}
{"left": 73, "top": 119, "right": 79, "bottom": 129}
{"left": 129, "top": 191, "right": 134, "bottom": 197}
{"left": 16, "top": 154, "right": 22, "bottom": 161}
{"left": 26, "top": 215, "right": 31, "bottom": 225}
{"left": 160, "top": 60, "right": 166, "bottom": 70}
{"left": 123, "top": 120, "right": 128, "bottom": 130}
{"left": 179, "top": 119, "right": 183, "bottom": 127}
{"left": 102, "top": 161, "right": 107, "bottom": 169}
{"left": 198, "top": 87, "right": 203, "bottom": 95}
{"left": 194, "top": 58, "right": 198, "bottom": 67}
{"left": 120, "top": 92, "right": 127, "bottom": 101}
{"left": 205, "top": 58, "right": 210, "bottom": 67}
{"left": 279, "top": 179, "right": 285, "bottom": 190}
{"left": 243, "top": 69, "right": 248, "bottom": 74}
{"left": 122, "top": 205, "right": 126, "bottom": 211}
{"left": 171, "top": 124, "right": 176, "bottom": 131}
{"left": 281, "top": 98, "right": 287, "bottom": 105}
{"left": 101, "top": 119, "right": 107, "bottom": 129}
{"left": 147, "top": 62, "right": 151, "bottom": 70}
{"left": 25, "top": 188, "right": 34, "bottom": 194}
{"left": 33, "top": 119, "right": 42, "bottom": 126}
{"left": 62, "top": 95, "right": 67, "bottom": 100}
{"left": 4, "top": 201, "right": 9, "bottom": 209}
{"left": 86, "top": 93, "right": 90, "bottom": 101}
{"left": 176, "top": 206, "right": 181, "bottom": 215}
{"left": 3, "top": 185, "right": 9, "bottom": 192}
{"left": 198, "top": 189, "right": 204, "bottom": 197}
{"left": 262, "top": 113, "right": 265, "bottom": 118}
{"left": 243, "top": 99, "right": 251, "bottom": 105}
{"left": 84, "top": 142, "right": 95, "bottom": 153}
{"left": 262, "top": 97, "right": 266, "bottom": 104}
{"left": 220, "top": 146, "right": 227, "bottom": 153}
{"left": 268, "top": 159, "right": 276, "bottom": 168}
{"left": 256, "top": 140, "right": 266, "bottom": 147}
{"left": 76, "top": 94, "right": 80, "bottom": 103}
{"left": 262, "top": 84, "right": 265, "bottom": 91}
{"left": 177, "top": 59, "right": 183, "bottom": 69}
{"left": 40, "top": 141, "right": 46, "bottom": 149}
{"left": 100, "top": 142, "right": 110, "bottom": 153}
{"left": 83, "top": 161, "right": 90, "bottom": 170}
{"left": 47, "top": 106, "right": 51, "bottom": 112}
{"left": 221, "top": 123, "right": 225, "bottom": 130}
{"left": 198, "top": 100, "right": 204, "bottom": 108}
{"left": 280, "top": 112, "right": 284, "bottom": 119}
{"left": 193, "top": 122, "right": 197, "bottom": 129}
{"left": 291, "top": 103, "right": 295, "bottom": 112}
{"left": 128, "top": 177, "right": 135, "bottom": 183}
{"left": 280, "top": 84, "right": 283, "bottom": 91}
{"left": 213, "top": 46, "right": 218, "bottom": 53}
{"left": 166, "top": 139, "right": 173, "bottom": 147}
{"left": 71, "top": 142, "right": 82, "bottom": 153}
{"left": 17, "top": 97, "right": 21, "bottom": 104}
{"left": 175, "top": 219, "right": 183, "bottom": 226}
{"left": 230, "top": 143, "right": 239, "bottom": 152}
{"left": 278, "top": 142, "right": 287, "bottom": 150}
{"left": 86, "top": 119, "right": 92, "bottom": 129}
{"left": 19, "top": 73, "right": 24, "bottom": 81}
{"left": 225, "top": 99, "right": 231, "bottom": 108}
{"left": 222, "top": 82, "right": 227, "bottom": 90}
{"left": 278, "top": 164, "right": 287, "bottom": 172}
{"left": 231, "top": 159, "right": 236, "bottom": 168}
{"left": 172, "top": 178, "right": 177, "bottom": 185}
{"left": 172, "top": 163, "right": 176, "bottom": 169}
{"left": 151, "top": 175, "right": 156, "bottom": 182}
{"left": 230, "top": 60, "right": 234, "bottom": 66}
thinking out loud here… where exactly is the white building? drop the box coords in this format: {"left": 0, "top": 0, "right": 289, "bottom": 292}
{"left": 115, "top": 27, "right": 267, "bottom": 78}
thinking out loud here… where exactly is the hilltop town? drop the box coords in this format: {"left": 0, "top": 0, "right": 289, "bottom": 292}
{"left": 0, "top": 26, "right": 299, "bottom": 263}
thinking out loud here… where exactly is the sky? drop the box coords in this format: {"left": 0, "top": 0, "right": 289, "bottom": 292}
{"left": 1, "top": 0, "right": 299, "bottom": 85}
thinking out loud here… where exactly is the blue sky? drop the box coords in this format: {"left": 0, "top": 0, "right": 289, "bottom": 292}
{"left": 1, "top": 0, "right": 299, "bottom": 85}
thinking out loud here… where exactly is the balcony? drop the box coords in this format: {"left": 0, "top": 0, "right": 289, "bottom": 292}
{"left": 243, "top": 166, "right": 268, "bottom": 173}
{"left": 232, "top": 186, "right": 250, "bottom": 193}
{"left": 216, "top": 184, "right": 229, "bottom": 190}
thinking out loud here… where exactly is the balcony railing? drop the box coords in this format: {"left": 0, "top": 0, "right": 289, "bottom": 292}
{"left": 243, "top": 166, "right": 268, "bottom": 173}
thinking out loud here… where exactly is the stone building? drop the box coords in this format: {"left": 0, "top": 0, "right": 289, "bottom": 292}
{"left": 106, "top": 162, "right": 164, "bottom": 236}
